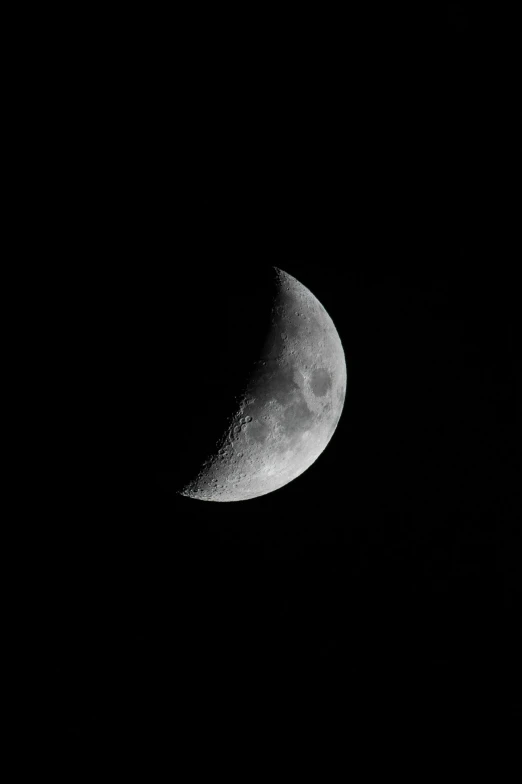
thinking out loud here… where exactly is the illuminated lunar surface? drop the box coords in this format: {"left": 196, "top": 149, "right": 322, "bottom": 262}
{"left": 179, "top": 267, "right": 347, "bottom": 501}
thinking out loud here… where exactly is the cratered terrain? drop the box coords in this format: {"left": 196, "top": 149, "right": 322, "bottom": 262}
{"left": 174, "top": 267, "right": 347, "bottom": 501}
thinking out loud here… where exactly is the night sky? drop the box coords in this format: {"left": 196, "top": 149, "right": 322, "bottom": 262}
{"left": 36, "top": 2, "right": 518, "bottom": 757}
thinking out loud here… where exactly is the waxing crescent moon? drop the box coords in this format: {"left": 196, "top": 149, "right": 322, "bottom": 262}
{"left": 178, "top": 267, "right": 347, "bottom": 502}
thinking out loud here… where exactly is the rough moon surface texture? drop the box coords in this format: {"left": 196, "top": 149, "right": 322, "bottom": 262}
{"left": 179, "top": 267, "right": 347, "bottom": 502}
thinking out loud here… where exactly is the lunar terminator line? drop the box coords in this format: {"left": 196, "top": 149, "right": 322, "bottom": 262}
{"left": 179, "top": 267, "right": 347, "bottom": 501}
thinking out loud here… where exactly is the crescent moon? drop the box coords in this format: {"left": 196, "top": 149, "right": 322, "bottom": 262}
{"left": 179, "top": 267, "right": 347, "bottom": 501}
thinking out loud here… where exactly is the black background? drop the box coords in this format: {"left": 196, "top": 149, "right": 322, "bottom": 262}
{"left": 32, "top": 2, "right": 518, "bottom": 757}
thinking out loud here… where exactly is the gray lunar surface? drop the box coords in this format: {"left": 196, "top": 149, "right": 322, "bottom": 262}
{"left": 179, "top": 267, "right": 347, "bottom": 502}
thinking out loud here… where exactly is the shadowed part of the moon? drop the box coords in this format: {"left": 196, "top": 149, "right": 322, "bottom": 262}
{"left": 264, "top": 328, "right": 287, "bottom": 360}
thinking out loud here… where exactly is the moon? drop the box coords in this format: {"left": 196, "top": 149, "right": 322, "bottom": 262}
{"left": 178, "top": 267, "right": 346, "bottom": 501}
